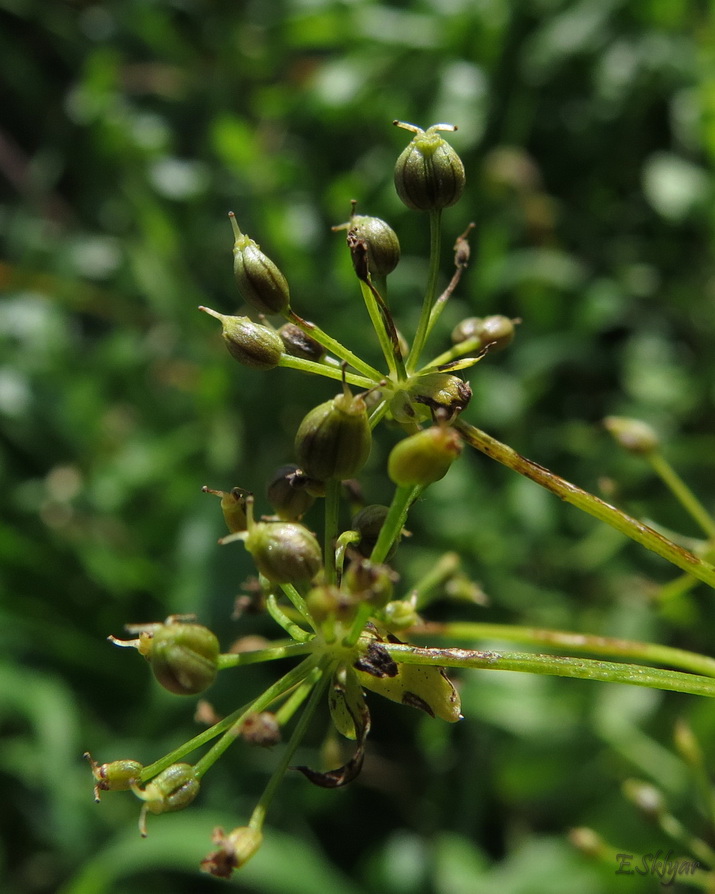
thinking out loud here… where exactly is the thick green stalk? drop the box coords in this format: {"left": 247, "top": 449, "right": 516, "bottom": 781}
{"left": 456, "top": 419, "right": 715, "bottom": 590}
{"left": 406, "top": 209, "right": 442, "bottom": 373}
{"left": 382, "top": 643, "right": 715, "bottom": 698}
{"left": 415, "top": 621, "right": 715, "bottom": 678}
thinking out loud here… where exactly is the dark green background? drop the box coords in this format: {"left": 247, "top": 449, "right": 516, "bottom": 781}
{"left": 2, "top": 0, "right": 714, "bottom": 891}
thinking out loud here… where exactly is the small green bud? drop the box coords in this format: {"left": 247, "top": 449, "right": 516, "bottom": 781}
{"left": 143, "top": 622, "right": 220, "bottom": 696}
{"left": 603, "top": 416, "right": 660, "bottom": 456}
{"left": 199, "top": 306, "right": 284, "bottom": 369}
{"left": 245, "top": 520, "right": 322, "bottom": 584}
{"left": 295, "top": 389, "right": 372, "bottom": 482}
{"left": 389, "top": 373, "right": 472, "bottom": 424}
{"left": 230, "top": 212, "right": 290, "bottom": 315}
{"left": 388, "top": 424, "right": 463, "bottom": 487}
{"left": 277, "top": 323, "right": 326, "bottom": 362}
{"left": 451, "top": 315, "right": 516, "bottom": 352}
{"left": 202, "top": 485, "right": 249, "bottom": 533}
{"left": 343, "top": 557, "right": 396, "bottom": 607}
{"left": 134, "top": 763, "right": 199, "bottom": 836}
{"left": 85, "top": 753, "right": 143, "bottom": 801}
{"left": 393, "top": 121, "right": 466, "bottom": 211}
{"left": 305, "top": 584, "right": 355, "bottom": 625}
{"left": 266, "top": 464, "right": 316, "bottom": 520}
{"left": 383, "top": 599, "right": 420, "bottom": 630}
{"left": 201, "top": 825, "right": 264, "bottom": 878}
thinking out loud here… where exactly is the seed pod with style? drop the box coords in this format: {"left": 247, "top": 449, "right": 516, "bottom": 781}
{"left": 295, "top": 389, "right": 372, "bottom": 482}
{"left": 266, "top": 463, "right": 316, "bottom": 521}
{"left": 277, "top": 323, "right": 326, "bottom": 362}
{"left": 134, "top": 763, "right": 200, "bottom": 836}
{"left": 244, "top": 520, "right": 322, "bottom": 584}
{"left": 199, "top": 306, "right": 284, "bottom": 369}
{"left": 230, "top": 212, "right": 290, "bottom": 315}
{"left": 144, "top": 622, "right": 220, "bottom": 696}
{"left": 346, "top": 215, "right": 401, "bottom": 278}
{"left": 394, "top": 121, "right": 466, "bottom": 212}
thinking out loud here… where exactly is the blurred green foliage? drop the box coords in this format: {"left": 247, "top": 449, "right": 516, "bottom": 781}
{"left": 2, "top": 0, "right": 715, "bottom": 892}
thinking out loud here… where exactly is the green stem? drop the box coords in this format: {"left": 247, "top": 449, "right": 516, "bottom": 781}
{"left": 324, "top": 478, "right": 342, "bottom": 586}
{"left": 287, "top": 310, "right": 383, "bottom": 382}
{"left": 266, "top": 593, "right": 312, "bottom": 642}
{"left": 456, "top": 419, "right": 715, "bottom": 590}
{"left": 382, "top": 643, "right": 715, "bottom": 698}
{"left": 358, "top": 280, "right": 396, "bottom": 377}
{"left": 218, "top": 640, "right": 314, "bottom": 668}
{"left": 370, "top": 483, "right": 423, "bottom": 565}
{"left": 648, "top": 452, "right": 715, "bottom": 541}
{"left": 193, "top": 655, "right": 320, "bottom": 780}
{"left": 421, "top": 335, "right": 482, "bottom": 371}
{"left": 278, "top": 355, "right": 375, "bottom": 389}
{"left": 274, "top": 669, "right": 321, "bottom": 726}
{"left": 279, "top": 582, "right": 315, "bottom": 629}
{"left": 406, "top": 209, "right": 442, "bottom": 373}
{"left": 414, "top": 621, "right": 715, "bottom": 678}
{"left": 249, "top": 660, "right": 332, "bottom": 832}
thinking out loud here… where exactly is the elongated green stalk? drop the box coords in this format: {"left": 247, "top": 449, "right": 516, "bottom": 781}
{"left": 265, "top": 593, "right": 312, "bottom": 642}
{"left": 138, "top": 653, "right": 318, "bottom": 782}
{"left": 383, "top": 643, "right": 715, "bottom": 697}
{"left": 370, "top": 483, "right": 422, "bottom": 564}
{"left": 278, "top": 354, "right": 375, "bottom": 389}
{"left": 324, "top": 478, "right": 342, "bottom": 586}
{"left": 279, "top": 582, "right": 316, "bottom": 629}
{"left": 456, "top": 419, "right": 715, "bottom": 590}
{"left": 218, "top": 640, "right": 314, "bottom": 669}
{"left": 648, "top": 451, "right": 715, "bottom": 541}
{"left": 358, "top": 280, "right": 397, "bottom": 377}
{"left": 415, "top": 621, "right": 715, "bottom": 678}
{"left": 193, "top": 655, "right": 321, "bottom": 780}
{"left": 248, "top": 662, "right": 331, "bottom": 832}
{"left": 287, "top": 310, "right": 383, "bottom": 381}
{"left": 406, "top": 209, "right": 442, "bottom": 373}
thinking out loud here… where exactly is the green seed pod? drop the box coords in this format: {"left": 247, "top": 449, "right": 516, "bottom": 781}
{"left": 347, "top": 215, "right": 400, "bottom": 278}
{"left": 266, "top": 464, "right": 316, "bottom": 521}
{"left": 203, "top": 485, "right": 249, "bottom": 533}
{"left": 199, "top": 306, "right": 284, "bottom": 369}
{"left": 388, "top": 425, "right": 463, "bottom": 487}
{"left": 603, "top": 416, "right": 660, "bottom": 456}
{"left": 295, "top": 390, "right": 372, "bottom": 482}
{"left": 85, "top": 753, "right": 143, "bottom": 801}
{"left": 230, "top": 212, "right": 290, "bottom": 315}
{"left": 146, "top": 622, "right": 220, "bottom": 696}
{"left": 351, "top": 504, "right": 390, "bottom": 557}
{"left": 135, "top": 763, "right": 199, "bottom": 836}
{"left": 277, "top": 323, "right": 326, "bottom": 362}
{"left": 343, "top": 557, "right": 395, "bottom": 607}
{"left": 245, "top": 520, "right": 322, "bottom": 584}
{"left": 390, "top": 373, "right": 472, "bottom": 424}
{"left": 451, "top": 315, "right": 516, "bottom": 352}
{"left": 394, "top": 121, "right": 466, "bottom": 212}
{"left": 305, "top": 584, "right": 355, "bottom": 625}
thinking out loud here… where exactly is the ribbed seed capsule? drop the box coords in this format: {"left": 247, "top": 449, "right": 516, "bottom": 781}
{"left": 388, "top": 425, "right": 463, "bottom": 487}
{"left": 277, "top": 323, "right": 326, "bottom": 362}
{"left": 144, "top": 622, "right": 220, "bottom": 695}
{"left": 451, "top": 315, "right": 516, "bottom": 352}
{"left": 394, "top": 121, "right": 466, "bottom": 212}
{"left": 230, "top": 213, "right": 290, "bottom": 315}
{"left": 134, "top": 763, "right": 199, "bottom": 836}
{"left": 266, "top": 463, "right": 316, "bottom": 521}
{"left": 347, "top": 215, "right": 400, "bottom": 278}
{"left": 295, "top": 390, "right": 372, "bottom": 482}
{"left": 85, "top": 754, "right": 143, "bottom": 801}
{"left": 199, "top": 306, "right": 284, "bottom": 369}
{"left": 245, "top": 520, "right": 322, "bottom": 584}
